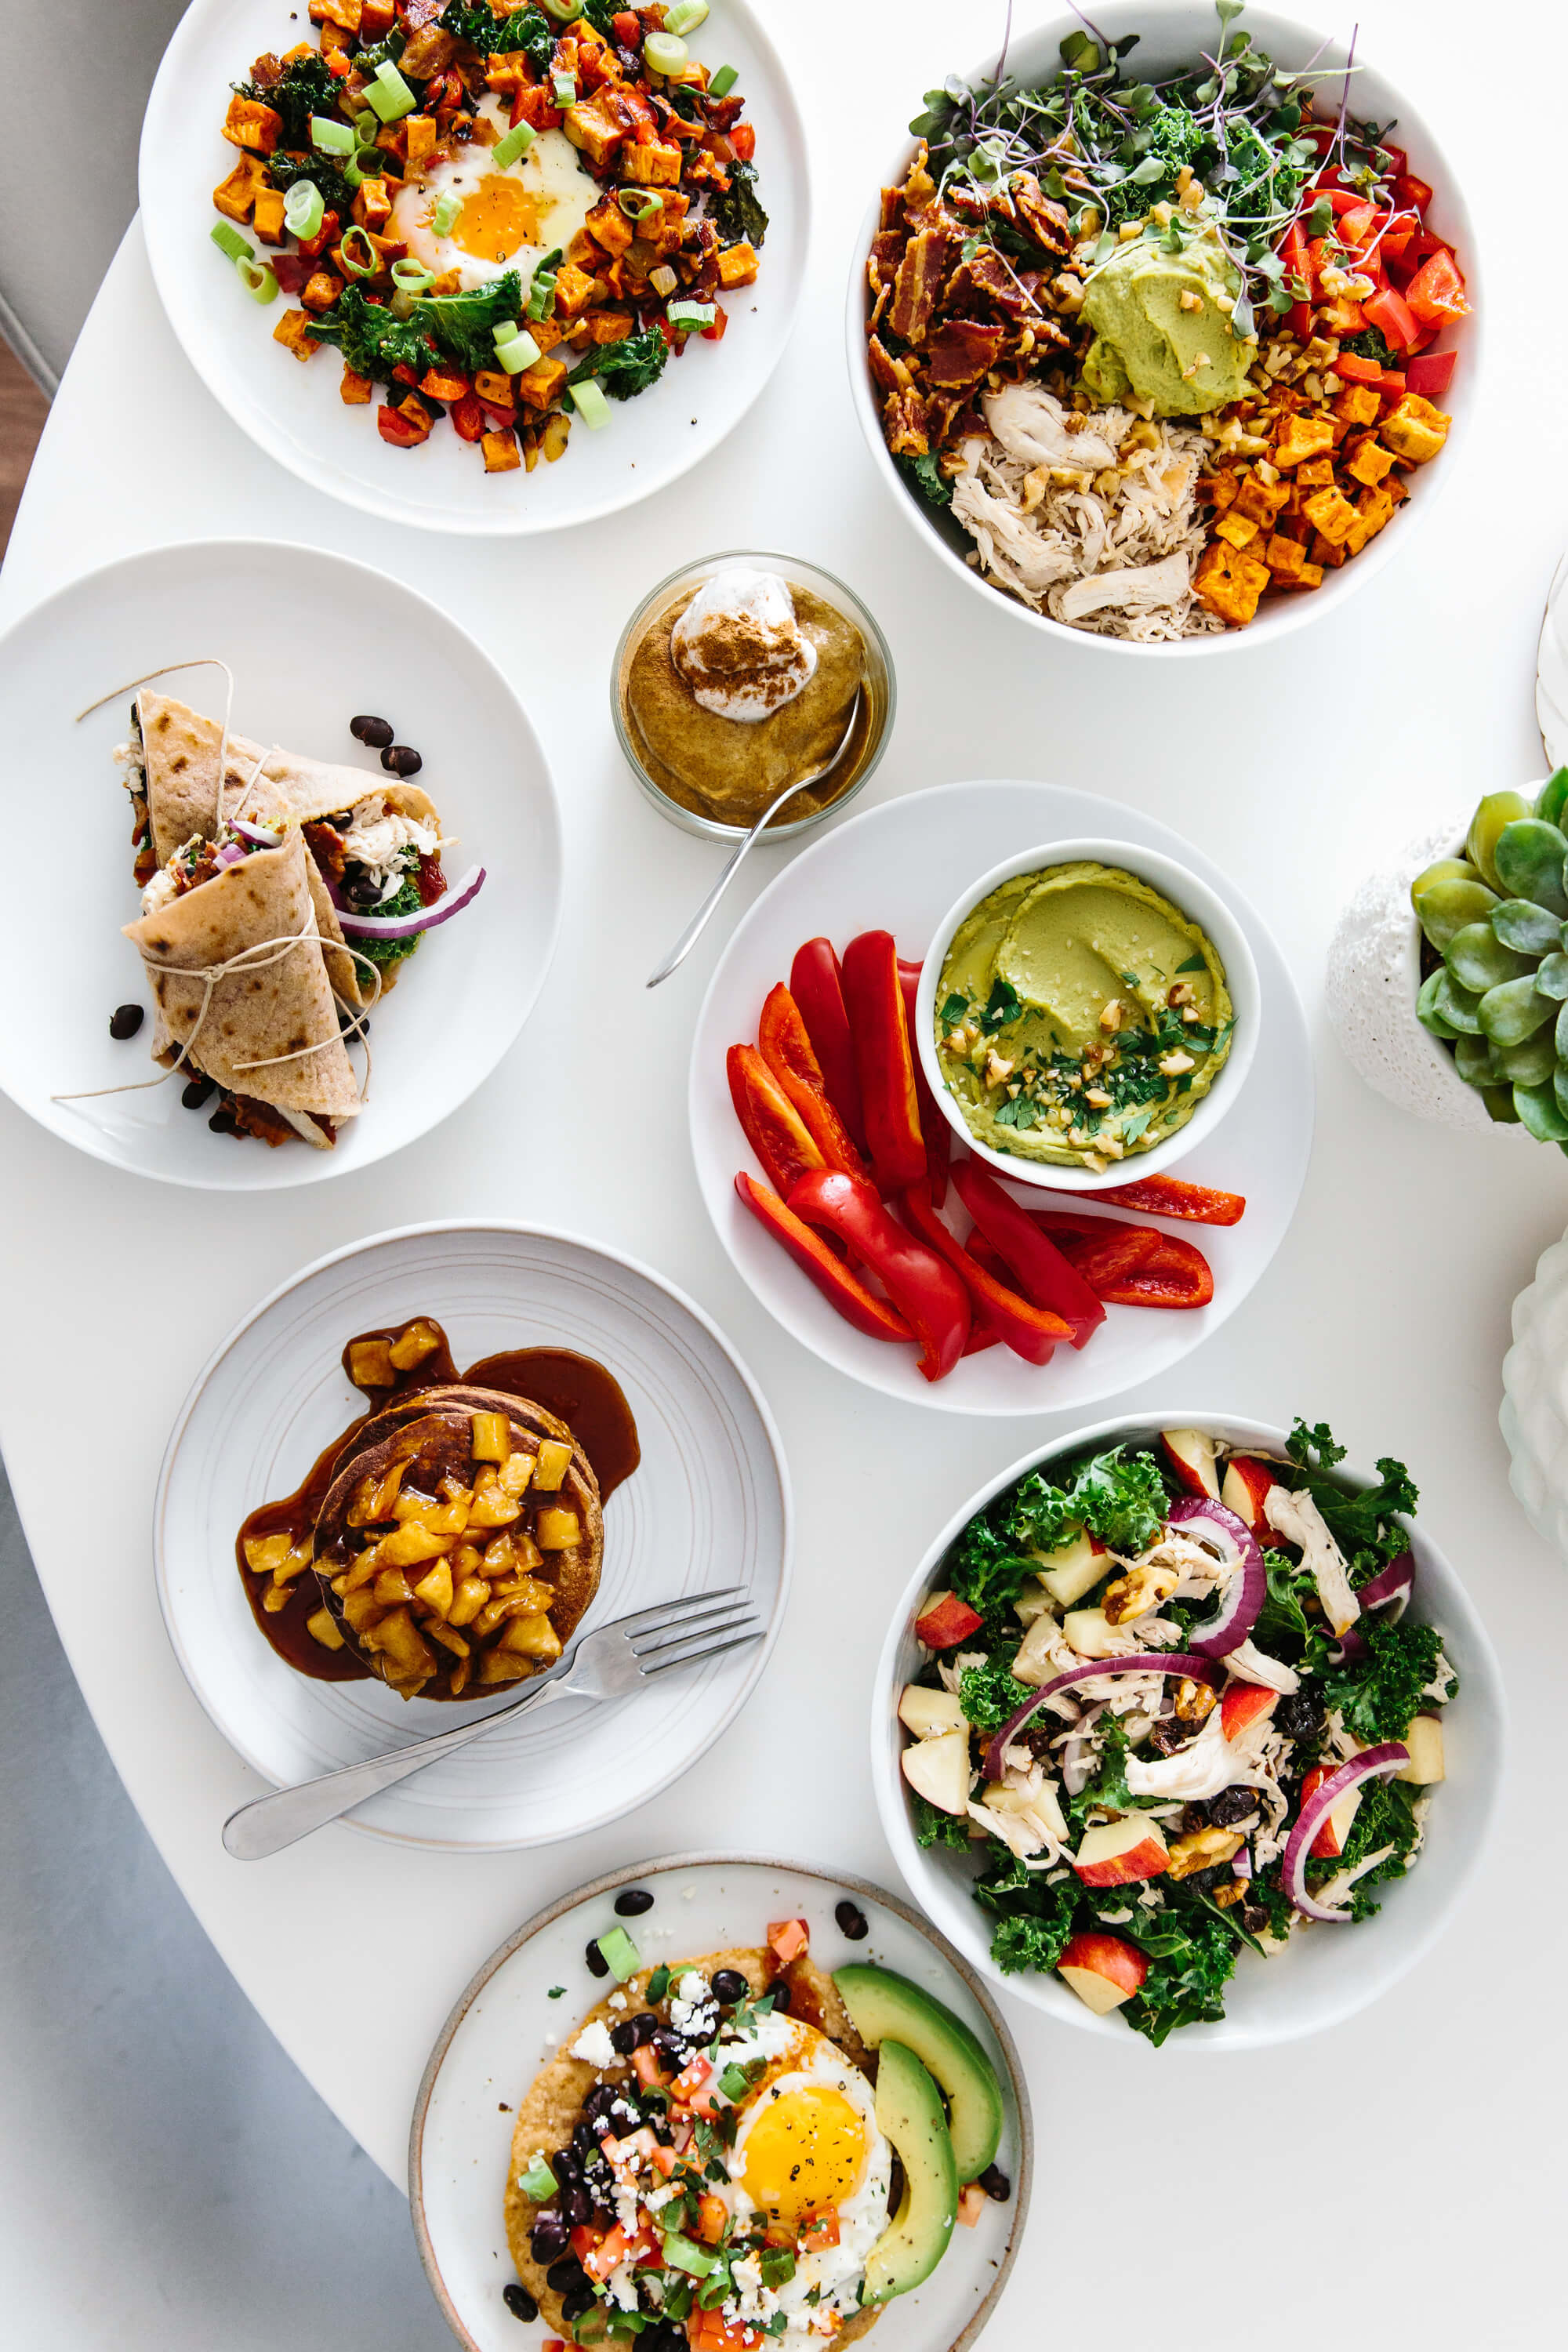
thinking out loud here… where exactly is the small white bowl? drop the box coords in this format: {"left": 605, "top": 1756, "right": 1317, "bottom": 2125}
{"left": 873, "top": 1413, "right": 1507, "bottom": 2053}
{"left": 915, "top": 837, "right": 1260, "bottom": 1192}
{"left": 845, "top": 2, "right": 1479, "bottom": 658}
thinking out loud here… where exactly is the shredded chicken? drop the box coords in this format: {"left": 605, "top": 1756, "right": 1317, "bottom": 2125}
{"left": 949, "top": 382, "right": 1223, "bottom": 641}
{"left": 1224, "top": 1636, "right": 1301, "bottom": 1696}
{"left": 1265, "top": 1485, "right": 1360, "bottom": 1637}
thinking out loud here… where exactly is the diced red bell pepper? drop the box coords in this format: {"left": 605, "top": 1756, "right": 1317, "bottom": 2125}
{"left": 840, "top": 931, "right": 927, "bottom": 1194}
{"left": 1393, "top": 172, "right": 1434, "bottom": 213}
{"left": 297, "top": 208, "right": 341, "bottom": 261}
{"left": 449, "top": 391, "right": 488, "bottom": 442}
{"left": 728, "top": 1043, "right": 825, "bottom": 1197}
{"left": 702, "top": 303, "right": 729, "bottom": 342}
{"left": 1055, "top": 1173, "right": 1245, "bottom": 1226}
{"left": 1379, "top": 143, "right": 1409, "bottom": 180}
{"left": 768, "top": 1917, "right": 809, "bottom": 1962}
{"left": 696, "top": 2193, "right": 728, "bottom": 2245}
{"left": 948, "top": 1160, "right": 1105, "bottom": 1348}
{"left": 1363, "top": 284, "right": 1419, "bottom": 352}
{"left": 789, "top": 938, "right": 867, "bottom": 1153}
{"left": 632, "top": 2044, "right": 670, "bottom": 2089}
{"left": 900, "top": 1183, "right": 1067, "bottom": 1365}
{"left": 735, "top": 1174, "right": 913, "bottom": 1345}
{"left": 1406, "top": 349, "right": 1457, "bottom": 401}
{"left": 1377, "top": 209, "right": 1417, "bottom": 267}
{"left": 730, "top": 122, "right": 756, "bottom": 162}
{"left": 1331, "top": 352, "right": 1405, "bottom": 394}
{"left": 788, "top": 1171, "right": 970, "bottom": 1380}
{"left": 1281, "top": 217, "right": 1312, "bottom": 337}
{"left": 897, "top": 957, "right": 950, "bottom": 1207}
{"left": 757, "top": 984, "right": 867, "bottom": 1177}
{"left": 376, "top": 403, "right": 429, "bottom": 446}
{"left": 613, "top": 9, "right": 641, "bottom": 43}
{"left": 1338, "top": 203, "right": 1379, "bottom": 249}
{"left": 962, "top": 1319, "right": 1001, "bottom": 1356}
{"left": 1312, "top": 183, "right": 1368, "bottom": 214}
{"left": 1405, "top": 245, "right": 1469, "bottom": 328}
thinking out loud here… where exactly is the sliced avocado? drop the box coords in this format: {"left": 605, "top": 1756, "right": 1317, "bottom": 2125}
{"left": 833, "top": 1962, "right": 1004, "bottom": 2181}
{"left": 862, "top": 2039, "right": 957, "bottom": 2303}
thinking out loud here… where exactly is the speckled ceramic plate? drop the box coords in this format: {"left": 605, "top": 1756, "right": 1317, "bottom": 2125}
{"left": 410, "top": 1855, "right": 1033, "bottom": 2352}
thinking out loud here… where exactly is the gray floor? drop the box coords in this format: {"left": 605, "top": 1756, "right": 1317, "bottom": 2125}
{"left": 0, "top": 1461, "right": 447, "bottom": 2346}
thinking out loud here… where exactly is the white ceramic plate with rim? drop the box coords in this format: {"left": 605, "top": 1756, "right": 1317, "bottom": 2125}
{"left": 140, "top": 0, "right": 808, "bottom": 535}
{"left": 688, "top": 779, "right": 1312, "bottom": 1414}
{"left": 154, "top": 1221, "right": 791, "bottom": 1849}
{"left": 844, "top": 2, "right": 1480, "bottom": 659}
{"left": 410, "top": 1853, "right": 1033, "bottom": 2352}
{"left": 0, "top": 538, "right": 562, "bottom": 1189}
{"left": 872, "top": 1414, "right": 1506, "bottom": 2052}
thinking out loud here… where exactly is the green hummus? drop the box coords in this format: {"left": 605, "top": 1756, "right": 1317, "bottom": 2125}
{"left": 1080, "top": 225, "right": 1250, "bottom": 417}
{"left": 934, "top": 862, "right": 1233, "bottom": 1170}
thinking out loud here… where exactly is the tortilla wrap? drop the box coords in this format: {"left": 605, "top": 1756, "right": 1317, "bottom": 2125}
{"left": 122, "top": 830, "right": 361, "bottom": 1135}
{"left": 504, "top": 1951, "right": 880, "bottom": 2345}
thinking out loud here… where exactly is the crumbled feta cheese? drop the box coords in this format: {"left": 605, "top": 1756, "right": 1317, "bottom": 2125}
{"left": 568, "top": 2020, "right": 617, "bottom": 2068}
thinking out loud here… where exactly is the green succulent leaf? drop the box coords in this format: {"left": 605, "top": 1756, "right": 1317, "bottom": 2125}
{"left": 1515, "top": 1082, "right": 1568, "bottom": 1143}
{"left": 1555, "top": 1065, "right": 1568, "bottom": 1121}
{"left": 1445, "top": 921, "right": 1534, "bottom": 994}
{"left": 1537, "top": 950, "right": 1568, "bottom": 998}
{"left": 1497, "top": 1032, "right": 1558, "bottom": 1087}
{"left": 1415, "top": 969, "right": 1461, "bottom": 1040}
{"left": 1479, "top": 975, "right": 1554, "bottom": 1047}
{"left": 1492, "top": 819, "right": 1568, "bottom": 916}
{"left": 1535, "top": 767, "right": 1568, "bottom": 829}
{"left": 1467, "top": 793, "right": 1534, "bottom": 891}
{"left": 1482, "top": 1084, "right": 1521, "bottom": 1123}
{"left": 1557, "top": 998, "right": 1568, "bottom": 1062}
{"left": 1453, "top": 1033, "right": 1497, "bottom": 1086}
{"left": 1410, "top": 857, "right": 1479, "bottom": 907}
{"left": 1490, "top": 899, "right": 1564, "bottom": 956}
{"left": 1414, "top": 878, "right": 1502, "bottom": 953}
{"left": 1432, "top": 970, "right": 1484, "bottom": 1034}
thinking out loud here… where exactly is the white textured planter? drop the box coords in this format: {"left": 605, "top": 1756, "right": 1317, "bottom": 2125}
{"left": 1501, "top": 1229, "right": 1568, "bottom": 1559}
{"left": 1538, "top": 553, "right": 1568, "bottom": 771}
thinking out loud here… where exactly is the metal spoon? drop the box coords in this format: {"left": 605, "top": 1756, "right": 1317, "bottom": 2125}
{"left": 644, "top": 699, "right": 862, "bottom": 989}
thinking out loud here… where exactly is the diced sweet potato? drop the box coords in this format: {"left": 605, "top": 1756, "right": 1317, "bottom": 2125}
{"left": 1301, "top": 485, "right": 1358, "bottom": 544}
{"left": 514, "top": 352, "right": 568, "bottom": 410}
{"left": 1233, "top": 472, "right": 1288, "bottom": 528}
{"left": 484, "top": 427, "right": 523, "bottom": 472}
{"left": 620, "top": 139, "right": 682, "bottom": 186}
{"left": 404, "top": 113, "right": 437, "bottom": 162}
{"left": 302, "top": 270, "right": 343, "bottom": 314}
{"left": 1264, "top": 532, "right": 1306, "bottom": 581}
{"left": 717, "top": 240, "right": 759, "bottom": 289}
{"left": 551, "top": 260, "right": 598, "bottom": 319}
{"left": 360, "top": 0, "right": 396, "bottom": 32}
{"left": 421, "top": 365, "right": 470, "bottom": 402}
{"left": 587, "top": 308, "right": 633, "bottom": 344}
{"left": 272, "top": 308, "right": 320, "bottom": 361}
{"left": 1308, "top": 531, "right": 1348, "bottom": 568}
{"left": 1193, "top": 539, "right": 1271, "bottom": 626}
{"left": 212, "top": 153, "right": 270, "bottom": 221}
{"left": 1272, "top": 412, "right": 1336, "bottom": 469}
{"left": 1345, "top": 437, "right": 1396, "bottom": 488}
{"left": 563, "top": 97, "right": 626, "bottom": 169}
{"left": 583, "top": 195, "right": 635, "bottom": 257}
{"left": 251, "top": 187, "right": 287, "bottom": 245}
{"left": 223, "top": 95, "right": 281, "bottom": 156}
{"left": 1214, "top": 510, "right": 1260, "bottom": 550}
{"left": 1381, "top": 393, "right": 1450, "bottom": 463}
{"left": 1332, "top": 382, "right": 1381, "bottom": 427}
{"left": 1294, "top": 456, "right": 1335, "bottom": 487}
{"left": 309, "top": 0, "right": 361, "bottom": 27}
{"left": 353, "top": 177, "right": 394, "bottom": 232}
{"left": 1291, "top": 559, "right": 1325, "bottom": 590}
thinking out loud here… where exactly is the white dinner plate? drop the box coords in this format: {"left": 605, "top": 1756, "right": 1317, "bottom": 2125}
{"left": 154, "top": 1222, "right": 790, "bottom": 1849}
{"left": 689, "top": 779, "right": 1313, "bottom": 1414}
{"left": 0, "top": 539, "right": 561, "bottom": 1189}
{"left": 410, "top": 1854, "right": 1033, "bottom": 2352}
{"left": 140, "top": 0, "right": 808, "bottom": 535}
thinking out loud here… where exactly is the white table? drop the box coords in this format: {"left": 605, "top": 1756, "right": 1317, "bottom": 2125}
{"left": 5, "top": 3, "right": 1566, "bottom": 2342}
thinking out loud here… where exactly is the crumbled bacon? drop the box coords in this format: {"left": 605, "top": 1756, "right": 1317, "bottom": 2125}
{"left": 888, "top": 219, "right": 956, "bottom": 343}
{"left": 925, "top": 317, "right": 1007, "bottom": 390}
{"left": 303, "top": 820, "right": 348, "bottom": 884}
{"left": 883, "top": 386, "right": 931, "bottom": 456}
{"left": 866, "top": 334, "right": 904, "bottom": 397}
{"left": 1009, "top": 172, "right": 1073, "bottom": 256}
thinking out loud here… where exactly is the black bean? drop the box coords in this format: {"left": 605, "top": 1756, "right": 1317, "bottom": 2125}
{"left": 710, "top": 1969, "right": 748, "bottom": 2005}
{"left": 835, "top": 1900, "right": 869, "bottom": 1941}
{"left": 562, "top": 2183, "right": 594, "bottom": 2228}
{"left": 552, "top": 2147, "right": 580, "bottom": 2184}
{"left": 615, "top": 1887, "right": 655, "bottom": 1916}
{"left": 529, "top": 2211, "right": 568, "bottom": 2262}
{"left": 572, "top": 2118, "right": 600, "bottom": 2154}
{"left": 181, "top": 1077, "right": 214, "bottom": 1109}
{"left": 561, "top": 2287, "right": 597, "bottom": 2325}
{"left": 382, "top": 743, "right": 422, "bottom": 777}
{"left": 652, "top": 2028, "right": 690, "bottom": 2068}
{"left": 502, "top": 2283, "right": 538, "bottom": 2324}
{"left": 586, "top": 1938, "right": 610, "bottom": 1978}
{"left": 610, "top": 2019, "right": 640, "bottom": 2056}
{"left": 109, "top": 1003, "right": 144, "bottom": 1040}
{"left": 583, "top": 2083, "right": 617, "bottom": 2121}
{"left": 768, "top": 1978, "right": 792, "bottom": 2013}
{"left": 1210, "top": 1785, "right": 1259, "bottom": 1828}
{"left": 978, "top": 2162, "right": 1011, "bottom": 2201}
{"left": 631, "top": 2010, "right": 660, "bottom": 2046}
{"left": 350, "top": 715, "right": 394, "bottom": 748}
{"left": 338, "top": 1007, "right": 368, "bottom": 1036}
{"left": 209, "top": 1109, "right": 239, "bottom": 1137}
{"left": 546, "top": 2256, "right": 588, "bottom": 2295}
{"left": 642, "top": 2328, "right": 685, "bottom": 2352}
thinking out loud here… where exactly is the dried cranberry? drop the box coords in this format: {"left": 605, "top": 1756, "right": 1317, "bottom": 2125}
{"left": 1210, "top": 1785, "right": 1260, "bottom": 1828}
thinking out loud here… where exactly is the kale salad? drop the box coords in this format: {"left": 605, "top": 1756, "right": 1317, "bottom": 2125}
{"left": 898, "top": 1421, "right": 1455, "bottom": 2042}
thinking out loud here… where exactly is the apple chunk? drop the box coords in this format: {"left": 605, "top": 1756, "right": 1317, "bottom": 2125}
{"left": 1220, "top": 1681, "right": 1278, "bottom": 1744}
{"left": 914, "top": 1590, "right": 985, "bottom": 1650}
{"left": 902, "top": 1730, "right": 972, "bottom": 1817}
{"left": 898, "top": 1684, "right": 967, "bottom": 1739}
{"left": 1397, "top": 1715, "right": 1445, "bottom": 1784}
{"left": 1301, "top": 1763, "right": 1360, "bottom": 1858}
{"left": 1220, "top": 1454, "right": 1275, "bottom": 1535}
{"left": 1073, "top": 1814, "right": 1168, "bottom": 1886}
{"left": 1035, "top": 1529, "right": 1109, "bottom": 1607}
{"left": 1160, "top": 1428, "right": 1220, "bottom": 1499}
{"left": 1062, "top": 1606, "right": 1123, "bottom": 1659}
{"left": 1058, "top": 1931, "right": 1149, "bottom": 2015}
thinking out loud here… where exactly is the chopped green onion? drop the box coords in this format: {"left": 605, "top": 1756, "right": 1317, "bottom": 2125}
{"left": 236, "top": 255, "right": 278, "bottom": 303}
{"left": 210, "top": 220, "right": 253, "bottom": 263}
{"left": 717, "top": 2063, "right": 752, "bottom": 2101}
{"left": 517, "top": 2152, "right": 558, "bottom": 2201}
{"left": 664, "top": 0, "right": 709, "bottom": 33}
{"left": 553, "top": 73, "right": 578, "bottom": 104}
{"left": 661, "top": 2233, "right": 715, "bottom": 2281}
{"left": 667, "top": 299, "right": 716, "bottom": 332}
{"left": 353, "top": 111, "right": 381, "bottom": 149}
{"left": 643, "top": 31, "right": 688, "bottom": 74}
{"left": 339, "top": 225, "right": 379, "bottom": 277}
{"left": 492, "top": 119, "right": 535, "bottom": 170}
{"left": 283, "top": 180, "right": 325, "bottom": 242}
{"left": 365, "top": 62, "right": 416, "bottom": 123}
{"left": 708, "top": 63, "right": 738, "bottom": 97}
{"left": 596, "top": 1925, "right": 641, "bottom": 1981}
{"left": 540, "top": 0, "right": 583, "bottom": 18}
{"left": 525, "top": 247, "right": 562, "bottom": 318}
{"left": 645, "top": 1965, "right": 671, "bottom": 2003}
{"left": 492, "top": 318, "right": 521, "bottom": 344}
{"left": 310, "top": 114, "right": 354, "bottom": 154}
{"left": 390, "top": 258, "right": 435, "bottom": 292}
{"left": 617, "top": 187, "right": 662, "bottom": 220}
{"left": 568, "top": 378, "right": 612, "bottom": 427}
{"left": 493, "top": 329, "right": 542, "bottom": 373}
{"left": 432, "top": 191, "right": 460, "bottom": 235}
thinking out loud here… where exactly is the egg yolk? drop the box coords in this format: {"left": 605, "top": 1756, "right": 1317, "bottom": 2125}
{"left": 739, "top": 2089, "right": 868, "bottom": 2229}
{"left": 448, "top": 176, "right": 542, "bottom": 264}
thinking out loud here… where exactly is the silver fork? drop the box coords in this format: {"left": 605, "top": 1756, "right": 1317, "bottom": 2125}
{"left": 220, "top": 1588, "right": 762, "bottom": 1860}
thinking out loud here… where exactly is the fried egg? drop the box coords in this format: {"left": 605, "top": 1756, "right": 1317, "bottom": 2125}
{"left": 390, "top": 97, "right": 599, "bottom": 289}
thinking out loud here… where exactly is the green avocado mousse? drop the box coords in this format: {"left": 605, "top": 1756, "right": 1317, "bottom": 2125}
{"left": 1080, "top": 221, "right": 1252, "bottom": 418}
{"left": 934, "top": 862, "right": 1233, "bottom": 1172}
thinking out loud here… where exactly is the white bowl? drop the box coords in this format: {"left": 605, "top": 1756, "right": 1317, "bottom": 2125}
{"left": 873, "top": 1413, "right": 1506, "bottom": 2052}
{"left": 915, "top": 837, "right": 1260, "bottom": 1192}
{"left": 845, "top": 2, "right": 1480, "bottom": 657}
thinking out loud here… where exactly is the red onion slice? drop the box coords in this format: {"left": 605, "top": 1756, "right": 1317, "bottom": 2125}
{"left": 214, "top": 840, "right": 249, "bottom": 868}
{"left": 1282, "top": 1742, "right": 1409, "bottom": 1922}
{"left": 1167, "top": 1496, "right": 1266, "bottom": 1659}
{"left": 231, "top": 818, "right": 281, "bottom": 848}
{"left": 984, "top": 1653, "right": 1219, "bottom": 1781}
{"left": 1358, "top": 1552, "right": 1414, "bottom": 1619}
{"left": 336, "top": 862, "right": 485, "bottom": 939}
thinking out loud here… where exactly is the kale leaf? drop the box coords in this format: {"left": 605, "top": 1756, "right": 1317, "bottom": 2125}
{"left": 710, "top": 161, "right": 768, "bottom": 249}
{"left": 1320, "top": 1617, "right": 1454, "bottom": 1744}
{"left": 957, "top": 1657, "right": 1033, "bottom": 1734}
{"left": 1065, "top": 1717, "right": 1134, "bottom": 1830}
{"left": 1121, "top": 1898, "right": 1238, "bottom": 2045}
{"left": 415, "top": 274, "right": 526, "bottom": 370}
{"left": 580, "top": 0, "right": 622, "bottom": 35}
{"left": 1285, "top": 1417, "right": 1418, "bottom": 1570}
{"left": 440, "top": 2, "right": 554, "bottom": 71}
{"left": 946, "top": 1512, "right": 1040, "bottom": 1628}
{"left": 568, "top": 328, "right": 671, "bottom": 400}
{"left": 307, "top": 285, "right": 434, "bottom": 379}
{"left": 1253, "top": 1547, "right": 1332, "bottom": 1673}
{"left": 910, "top": 1793, "right": 971, "bottom": 1852}
{"left": 351, "top": 869, "right": 424, "bottom": 968}
{"left": 898, "top": 451, "right": 953, "bottom": 510}
{"left": 238, "top": 53, "right": 339, "bottom": 148}
{"left": 1340, "top": 326, "right": 1401, "bottom": 369}
{"left": 975, "top": 1850, "right": 1080, "bottom": 1977}
{"left": 948, "top": 1444, "right": 1168, "bottom": 1626}
{"left": 267, "top": 150, "right": 358, "bottom": 217}
{"left": 310, "top": 274, "right": 524, "bottom": 379}
{"left": 1101, "top": 103, "right": 1211, "bottom": 228}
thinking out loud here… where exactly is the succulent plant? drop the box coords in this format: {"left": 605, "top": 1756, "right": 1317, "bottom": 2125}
{"left": 1414, "top": 768, "right": 1568, "bottom": 1143}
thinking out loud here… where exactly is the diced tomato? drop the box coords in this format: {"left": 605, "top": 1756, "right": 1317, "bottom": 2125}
{"left": 1312, "top": 183, "right": 1367, "bottom": 215}
{"left": 1363, "top": 284, "right": 1419, "bottom": 353}
{"left": 689, "top": 2314, "right": 763, "bottom": 2351}
{"left": 631, "top": 2045, "right": 668, "bottom": 2089}
{"left": 730, "top": 122, "right": 755, "bottom": 161}
{"left": 800, "top": 2209, "right": 840, "bottom": 2250}
{"left": 1406, "top": 348, "right": 1457, "bottom": 401}
{"left": 1405, "top": 246, "right": 1469, "bottom": 328}
{"left": 449, "top": 392, "right": 487, "bottom": 442}
{"left": 768, "top": 1918, "right": 809, "bottom": 1963}
{"left": 1394, "top": 172, "right": 1434, "bottom": 213}
{"left": 575, "top": 2223, "right": 637, "bottom": 2285}
{"left": 376, "top": 404, "right": 428, "bottom": 446}
{"left": 696, "top": 2193, "right": 728, "bottom": 2245}
{"left": 702, "top": 302, "right": 728, "bottom": 341}
{"left": 613, "top": 10, "right": 641, "bottom": 44}
{"left": 956, "top": 2183, "right": 989, "bottom": 2228}
{"left": 650, "top": 2140, "right": 680, "bottom": 2177}
{"left": 670, "top": 2054, "right": 713, "bottom": 2104}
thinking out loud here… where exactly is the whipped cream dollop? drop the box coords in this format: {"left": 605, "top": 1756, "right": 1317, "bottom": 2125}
{"left": 669, "top": 566, "right": 818, "bottom": 723}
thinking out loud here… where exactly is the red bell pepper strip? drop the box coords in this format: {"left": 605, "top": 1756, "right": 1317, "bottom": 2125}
{"left": 1331, "top": 352, "right": 1405, "bottom": 394}
{"left": 1404, "top": 246, "right": 1468, "bottom": 328}
{"left": 789, "top": 938, "right": 867, "bottom": 1154}
{"left": 757, "top": 984, "right": 868, "bottom": 1178}
{"left": 1363, "top": 283, "right": 1419, "bottom": 354}
{"left": 948, "top": 1160, "right": 1105, "bottom": 1348}
{"left": 1281, "top": 216, "right": 1312, "bottom": 338}
{"left": 971, "top": 1216, "right": 1214, "bottom": 1310}
{"left": 1312, "top": 183, "right": 1370, "bottom": 215}
{"left": 840, "top": 931, "right": 927, "bottom": 1195}
{"left": 963, "top": 1318, "right": 1001, "bottom": 1356}
{"left": 898, "top": 957, "right": 951, "bottom": 1207}
{"left": 728, "top": 1044, "right": 826, "bottom": 1198}
{"left": 735, "top": 1174, "right": 911, "bottom": 1345}
{"left": 1405, "top": 349, "right": 1456, "bottom": 401}
{"left": 900, "top": 1184, "right": 1068, "bottom": 1365}
{"left": 1393, "top": 172, "right": 1434, "bottom": 213}
{"left": 788, "top": 1171, "right": 969, "bottom": 1380}
{"left": 1036, "top": 1173, "right": 1246, "bottom": 1226}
